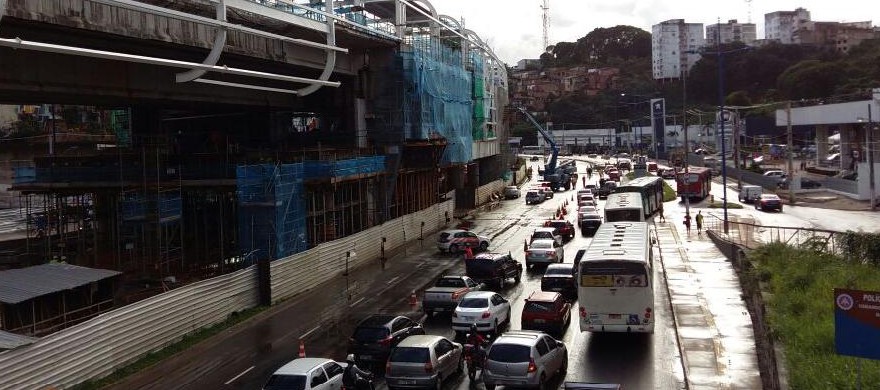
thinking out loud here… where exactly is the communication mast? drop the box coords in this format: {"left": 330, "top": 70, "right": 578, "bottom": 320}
{"left": 541, "top": 0, "right": 550, "bottom": 52}
{"left": 744, "top": 0, "right": 753, "bottom": 23}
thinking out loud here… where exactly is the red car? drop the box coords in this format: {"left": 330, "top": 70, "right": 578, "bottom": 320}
{"left": 521, "top": 291, "right": 572, "bottom": 335}
{"left": 544, "top": 220, "right": 575, "bottom": 241}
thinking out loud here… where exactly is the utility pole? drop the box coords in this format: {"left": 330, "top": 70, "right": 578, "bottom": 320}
{"left": 869, "top": 104, "right": 876, "bottom": 211}
{"left": 682, "top": 68, "right": 690, "bottom": 217}
{"left": 786, "top": 101, "right": 795, "bottom": 204}
{"left": 734, "top": 108, "right": 742, "bottom": 189}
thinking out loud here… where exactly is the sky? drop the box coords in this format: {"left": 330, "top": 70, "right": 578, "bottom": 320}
{"left": 424, "top": 0, "right": 880, "bottom": 65}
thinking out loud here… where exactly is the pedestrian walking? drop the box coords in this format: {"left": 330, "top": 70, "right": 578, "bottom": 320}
{"left": 658, "top": 203, "right": 665, "bottom": 223}
{"left": 696, "top": 211, "right": 704, "bottom": 233}
{"left": 683, "top": 213, "right": 692, "bottom": 234}
{"left": 582, "top": 176, "right": 587, "bottom": 188}
{"left": 587, "top": 167, "right": 593, "bottom": 178}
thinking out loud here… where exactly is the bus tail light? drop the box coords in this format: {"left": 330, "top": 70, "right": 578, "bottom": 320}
{"left": 644, "top": 307, "right": 652, "bottom": 319}
{"left": 579, "top": 307, "right": 586, "bottom": 318}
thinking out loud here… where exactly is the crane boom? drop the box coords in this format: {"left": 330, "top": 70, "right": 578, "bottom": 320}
{"left": 516, "top": 107, "right": 573, "bottom": 191}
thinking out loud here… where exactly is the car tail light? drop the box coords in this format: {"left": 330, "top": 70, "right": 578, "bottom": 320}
{"left": 644, "top": 307, "right": 652, "bottom": 319}
{"left": 527, "top": 358, "right": 537, "bottom": 373}
{"left": 579, "top": 307, "right": 587, "bottom": 318}
{"left": 481, "top": 311, "right": 491, "bottom": 319}
{"left": 547, "top": 250, "right": 556, "bottom": 256}
{"left": 424, "top": 361, "right": 434, "bottom": 374}
{"left": 379, "top": 336, "right": 393, "bottom": 346}
{"left": 386, "top": 361, "right": 392, "bottom": 375}
{"left": 452, "top": 311, "right": 458, "bottom": 318}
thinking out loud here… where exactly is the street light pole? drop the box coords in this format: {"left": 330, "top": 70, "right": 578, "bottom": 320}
{"left": 869, "top": 104, "right": 876, "bottom": 211}
{"left": 682, "top": 69, "right": 690, "bottom": 217}
{"left": 716, "top": 23, "right": 730, "bottom": 234}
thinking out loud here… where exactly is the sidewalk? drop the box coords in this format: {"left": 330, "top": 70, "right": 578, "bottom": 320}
{"left": 655, "top": 221, "right": 762, "bottom": 390}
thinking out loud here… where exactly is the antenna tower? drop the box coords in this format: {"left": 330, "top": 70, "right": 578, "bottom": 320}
{"left": 541, "top": 0, "right": 550, "bottom": 52}
{"left": 745, "top": 0, "right": 753, "bottom": 23}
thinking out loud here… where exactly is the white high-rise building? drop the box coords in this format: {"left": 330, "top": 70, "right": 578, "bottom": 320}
{"left": 706, "top": 19, "right": 757, "bottom": 46}
{"left": 765, "top": 8, "right": 811, "bottom": 44}
{"left": 652, "top": 19, "right": 705, "bottom": 80}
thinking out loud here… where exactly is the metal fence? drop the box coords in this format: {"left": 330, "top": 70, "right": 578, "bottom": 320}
{"left": 0, "top": 199, "right": 455, "bottom": 389}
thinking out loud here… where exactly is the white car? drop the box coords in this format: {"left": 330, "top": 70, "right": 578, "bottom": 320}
{"left": 437, "top": 229, "right": 490, "bottom": 253}
{"left": 263, "top": 358, "right": 346, "bottom": 390}
{"left": 530, "top": 227, "right": 563, "bottom": 246}
{"left": 452, "top": 291, "right": 511, "bottom": 334}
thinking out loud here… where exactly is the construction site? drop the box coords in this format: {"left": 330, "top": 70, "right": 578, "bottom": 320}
{"left": 4, "top": 20, "right": 508, "bottom": 312}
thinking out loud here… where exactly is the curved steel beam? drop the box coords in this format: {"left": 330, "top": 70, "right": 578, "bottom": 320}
{"left": 410, "top": 0, "right": 438, "bottom": 18}
{"left": 176, "top": 0, "right": 227, "bottom": 83}
{"left": 438, "top": 15, "right": 460, "bottom": 29}
{"left": 0, "top": 37, "right": 341, "bottom": 87}
{"left": 296, "top": 19, "right": 337, "bottom": 97}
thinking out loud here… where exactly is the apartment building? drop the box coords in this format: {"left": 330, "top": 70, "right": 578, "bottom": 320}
{"left": 765, "top": 7, "right": 811, "bottom": 44}
{"left": 706, "top": 19, "right": 757, "bottom": 46}
{"left": 652, "top": 19, "right": 705, "bottom": 80}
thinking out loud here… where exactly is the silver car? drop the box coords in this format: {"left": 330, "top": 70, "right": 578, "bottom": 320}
{"left": 483, "top": 330, "right": 568, "bottom": 390}
{"left": 525, "top": 239, "right": 564, "bottom": 268}
{"left": 385, "top": 335, "right": 463, "bottom": 390}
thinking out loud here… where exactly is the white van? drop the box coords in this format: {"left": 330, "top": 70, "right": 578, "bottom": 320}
{"left": 739, "top": 185, "right": 763, "bottom": 203}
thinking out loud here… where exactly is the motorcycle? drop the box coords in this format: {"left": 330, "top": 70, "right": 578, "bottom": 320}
{"left": 464, "top": 334, "right": 490, "bottom": 381}
{"left": 343, "top": 365, "right": 375, "bottom": 390}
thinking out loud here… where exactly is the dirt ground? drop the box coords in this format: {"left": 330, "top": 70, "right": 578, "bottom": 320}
{"left": 778, "top": 190, "right": 875, "bottom": 211}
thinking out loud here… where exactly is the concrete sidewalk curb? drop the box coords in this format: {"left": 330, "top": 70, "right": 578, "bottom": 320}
{"left": 653, "top": 222, "right": 691, "bottom": 390}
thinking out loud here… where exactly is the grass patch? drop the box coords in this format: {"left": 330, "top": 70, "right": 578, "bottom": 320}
{"left": 750, "top": 243, "right": 880, "bottom": 388}
{"left": 706, "top": 202, "right": 744, "bottom": 209}
{"left": 662, "top": 181, "right": 676, "bottom": 202}
{"left": 72, "top": 305, "right": 268, "bottom": 390}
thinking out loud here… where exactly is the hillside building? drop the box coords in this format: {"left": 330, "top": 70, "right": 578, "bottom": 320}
{"left": 705, "top": 19, "right": 757, "bottom": 47}
{"left": 651, "top": 19, "right": 705, "bottom": 80}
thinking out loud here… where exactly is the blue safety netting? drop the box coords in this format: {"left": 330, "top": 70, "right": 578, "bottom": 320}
{"left": 302, "top": 156, "right": 386, "bottom": 179}
{"left": 236, "top": 163, "right": 307, "bottom": 260}
{"left": 118, "top": 192, "right": 181, "bottom": 223}
{"left": 400, "top": 39, "right": 474, "bottom": 165}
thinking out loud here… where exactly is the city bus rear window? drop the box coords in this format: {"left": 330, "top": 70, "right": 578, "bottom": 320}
{"left": 580, "top": 261, "right": 648, "bottom": 287}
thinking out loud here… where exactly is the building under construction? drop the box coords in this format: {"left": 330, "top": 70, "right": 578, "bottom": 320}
{"left": 3, "top": 0, "right": 509, "bottom": 301}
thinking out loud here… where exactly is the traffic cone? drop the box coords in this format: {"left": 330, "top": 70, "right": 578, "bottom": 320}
{"left": 298, "top": 339, "right": 306, "bottom": 358}
{"left": 409, "top": 291, "right": 418, "bottom": 309}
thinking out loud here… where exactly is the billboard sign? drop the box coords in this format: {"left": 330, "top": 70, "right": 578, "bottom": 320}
{"left": 835, "top": 288, "right": 880, "bottom": 359}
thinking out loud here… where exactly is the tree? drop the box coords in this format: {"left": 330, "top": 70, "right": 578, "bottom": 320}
{"left": 777, "top": 60, "right": 847, "bottom": 100}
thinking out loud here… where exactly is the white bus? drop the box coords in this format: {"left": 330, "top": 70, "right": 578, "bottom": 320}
{"left": 577, "top": 222, "right": 654, "bottom": 333}
{"left": 521, "top": 145, "right": 544, "bottom": 155}
{"left": 603, "top": 192, "right": 645, "bottom": 222}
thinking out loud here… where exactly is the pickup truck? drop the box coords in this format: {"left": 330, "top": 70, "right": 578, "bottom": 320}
{"left": 422, "top": 275, "right": 484, "bottom": 316}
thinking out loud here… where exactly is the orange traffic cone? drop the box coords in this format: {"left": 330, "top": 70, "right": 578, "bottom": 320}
{"left": 409, "top": 291, "right": 418, "bottom": 309}
{"left": 298, "top": 339, "right": 306, "bottom": 358}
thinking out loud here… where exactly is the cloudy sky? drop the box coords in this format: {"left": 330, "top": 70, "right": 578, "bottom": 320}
{"left": 424, "top": 0, "right": 880, "bottom": 65}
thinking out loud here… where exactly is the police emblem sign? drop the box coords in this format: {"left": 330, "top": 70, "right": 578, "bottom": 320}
{"left": 835, "top": 288, "right": 880, "bottom": 359}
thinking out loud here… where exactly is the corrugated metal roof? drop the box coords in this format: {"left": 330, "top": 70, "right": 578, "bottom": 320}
{"left": 0, "top": 263, "right": 121, "bottom": 304}
{"left": 0, "top": 330, "right": 38, "bottom": 350}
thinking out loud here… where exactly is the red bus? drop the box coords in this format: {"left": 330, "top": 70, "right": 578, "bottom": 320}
{"left": 676, "top": 166, "right": 712, "bottom": 201}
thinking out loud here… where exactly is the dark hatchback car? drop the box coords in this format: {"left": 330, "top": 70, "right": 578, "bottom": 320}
{"left": 348, "top": 315, "right": 425, "bottom": 371}
{"left": 540, "top": 263, "right": 576, "bottom": 300}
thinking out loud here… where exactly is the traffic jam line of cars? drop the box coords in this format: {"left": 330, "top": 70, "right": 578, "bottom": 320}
{"left": 264, "top": 163, "right": 618, "bottom": 390}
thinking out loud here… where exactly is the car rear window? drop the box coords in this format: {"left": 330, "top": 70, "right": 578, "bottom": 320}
{"left": 436, "top": 278, "right": 466, "bottom": 288}
{"left": 390, "top": 347, "right": 430, "bottom": 363}
{"left": 524, "top": 301, "right": 554, "bottom": 312}
{"left": 458, "top": 297, "right": 489, "bottom": 308}
{"left": 488, "top": 344, "right": 532, "bottom": 363}
{"left": 352, "top": 326, "right": 390, "bottom": 342}
{"left": 466, "top": 258, "right": 497, "bottom": 277}
{"left": 263, "top": 374, "right": 306, "bottom": 390}
{"left": 544, "top": 267, "right": 573, "bottom": 276}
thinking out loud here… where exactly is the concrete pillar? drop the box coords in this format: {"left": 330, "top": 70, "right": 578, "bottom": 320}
{"left": 815, "top": 124, "right": 828, "bottom": 163}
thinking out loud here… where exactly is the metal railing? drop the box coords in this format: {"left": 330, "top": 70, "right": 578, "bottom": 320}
{"left": 703, "top": 212, "right": 844, "bottom": 255}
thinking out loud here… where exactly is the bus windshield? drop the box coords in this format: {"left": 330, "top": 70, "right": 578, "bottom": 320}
{"left": 580, "top": 260, "right": 649, "bottom": 288}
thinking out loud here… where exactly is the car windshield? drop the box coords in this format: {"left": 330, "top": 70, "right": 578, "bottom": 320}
{"left": 531, "top": 241, "right": 553, "bottom": 249}
{"left": 390, "top": 347, "right": 430, "bottom": 363}
{"left": 352, "top": 326, "right": 390, "bottom": 342}
{"left": 264, "top": 374, "right": 307, "bottom": 390}
{"left": 458, "top": 297, "right": 489, "bottom": 308}
{"left": 488, "top": 344, "right": 531, "bottom": 363}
